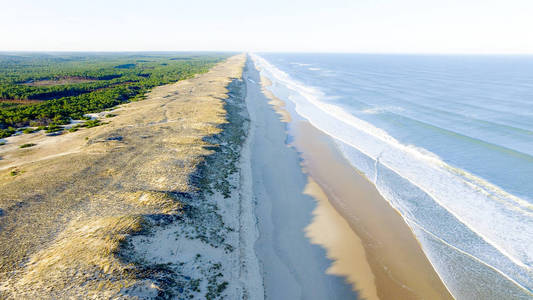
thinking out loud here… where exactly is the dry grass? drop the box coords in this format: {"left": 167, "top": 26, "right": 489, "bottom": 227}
{"left": 123, "top": 191, "right": 183, "bottom": 214}
{"left": 0, "top": 54, "right": 246, "bottom": 298}
{"left": 10, "top": 216, "right": 144, "bottom": 298}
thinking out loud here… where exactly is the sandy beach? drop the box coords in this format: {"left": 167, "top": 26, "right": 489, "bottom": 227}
{"left": 244, "top": 58, "right": 358, "bottom": 299}
{"left": 293, "top": 122, "right": 453, "bottom": 299}
{"left": 248, "top": 55, "right": 454, "bottom": 299}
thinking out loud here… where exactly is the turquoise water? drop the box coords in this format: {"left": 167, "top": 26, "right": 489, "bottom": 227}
{"left": 253, "top": 53, "right": 533, "bottom": 299}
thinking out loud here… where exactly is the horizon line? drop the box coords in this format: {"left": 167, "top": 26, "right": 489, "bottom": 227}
{"left": 1, "top": 50, "right": 533, "bottom": 56}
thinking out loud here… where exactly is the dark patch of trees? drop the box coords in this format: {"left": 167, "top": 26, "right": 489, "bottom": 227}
{"left": 114, "top": 63, "right": 136, "bottom": 69}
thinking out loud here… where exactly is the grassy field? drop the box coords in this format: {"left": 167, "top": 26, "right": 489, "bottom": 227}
{"left": 0, "top": 52, "right": 231, "bottom": 138}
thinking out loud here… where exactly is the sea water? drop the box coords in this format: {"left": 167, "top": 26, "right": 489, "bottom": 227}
{"left": 251, "top": 53, "right": 533, "bottom": 299}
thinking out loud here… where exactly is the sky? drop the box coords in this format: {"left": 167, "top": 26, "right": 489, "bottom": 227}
{"left": 1, "top": 0, "right": 533, "bottom": 54}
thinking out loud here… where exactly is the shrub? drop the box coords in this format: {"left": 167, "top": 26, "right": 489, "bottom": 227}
{"left": 23, "top": 127, "right": 38, "bottom": 134}
{"left": 20, "top": 143, "right": 36, "bottom": 148}
{"left": 0, "top": 127, "right": 16, "bottom": 138}
{"left": 45, "top": 125, "right": 62, "bottom": 133}
{"left": 67, "top": 123, "right": 86, "bottom": 132}
{"left": 84, "top": 119, "right": 101, "bottom": 128}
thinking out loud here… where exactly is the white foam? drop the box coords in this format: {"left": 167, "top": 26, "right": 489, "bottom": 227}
{"left": 290, "top": 62, "right": 311, "bottom": 67}
{"left": 251, "top": 53, "right": 533, "bottom": 296}
{"left": 360, "top": 106, "right": 405, "bottom": 115}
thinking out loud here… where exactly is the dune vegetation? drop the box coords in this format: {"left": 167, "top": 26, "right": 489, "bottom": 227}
{"left": 0, "top": 54, "right": 247, "bottom": 299}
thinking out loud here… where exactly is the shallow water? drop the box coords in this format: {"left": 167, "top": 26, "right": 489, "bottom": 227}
{"left": 252, "top": 53, "right": 533, "bottom": 299}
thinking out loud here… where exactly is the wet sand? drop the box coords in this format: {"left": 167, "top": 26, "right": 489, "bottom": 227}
{"left": 293, "top": 121, "right": 454, "bottom": 300}
{"left": 303, "top": 178, "right": 379, "bottom": 300}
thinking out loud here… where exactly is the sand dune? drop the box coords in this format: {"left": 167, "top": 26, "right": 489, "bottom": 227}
{"left": 0, "top": 55, "right": 260, "bottom": 299}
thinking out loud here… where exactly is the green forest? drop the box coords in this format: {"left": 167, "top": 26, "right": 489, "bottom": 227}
{"left": 0, "top": 52, "right": 230, "bottom": 138}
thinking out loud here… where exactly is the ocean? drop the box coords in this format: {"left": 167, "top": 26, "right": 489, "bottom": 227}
{"left": 252, "top": 53, "right": 533, "bottom": 299}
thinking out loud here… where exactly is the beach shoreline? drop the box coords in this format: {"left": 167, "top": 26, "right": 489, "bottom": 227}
{"left": 244, "top": 57, "right": 358, "bottom": 299}
{"left": 250, "top": 52, "right": 533, "bottom": 300}
{"left": 293, "top": 121, "right": 453, "bottom": 300}
{"left": 249, "top": 55, "right": 453, "bottom": 299}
